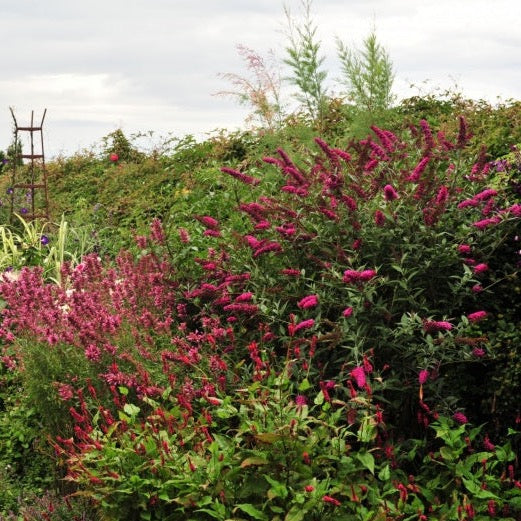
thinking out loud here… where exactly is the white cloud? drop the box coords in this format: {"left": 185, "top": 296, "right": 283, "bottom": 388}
{"left": 0, "top": 0, "right": 520, "bottom": 157}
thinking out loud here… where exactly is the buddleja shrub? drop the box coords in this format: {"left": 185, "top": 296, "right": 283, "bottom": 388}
{"left": 199, "top": 117, "right": 521, "bottom": 429}
{"left": 0, "top": 117, "right": 520, "bottom": 519}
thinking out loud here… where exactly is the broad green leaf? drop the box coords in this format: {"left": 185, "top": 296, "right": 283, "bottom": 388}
{"left": 285, "top": 505, "right": 307, "bottom": 521}
{"left": 378, "top": 463, "right": 390, "bottom": 480}
{"left": 298, "top": 378, "right": 311, "bottom": 391}
{"left": 265, "top": 475, "right": 288, "bottom": 499}
{"left": 123, "top": 403, "right": 140, "bottom": 417}
{"left": 254, "top": 432, "right": 282, "bottom": 444}
{"left": 356, "top": 450, "right": 375, "bottom": 474}
{"left": 314, "top": 390, "right": 324, "bottom": 405}
{"left": 240, "top": 457, "right": 269, "bottom": 468}
{"left": 235, "top": 503, "right": 268, "bottom": 521}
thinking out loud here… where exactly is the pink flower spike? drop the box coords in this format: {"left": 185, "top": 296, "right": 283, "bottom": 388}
{"left": 374, "top": 210, "right": 386, "bottom": 226}
{"left": 453, "top": 412, "right": 468, "bottom": 424}
{"left": 383, "top": 184, "right": 399, "bottom": 201}
{"left": 293, "top": 319, "right": 315, "bottom": 333}
{"left": 342, "top": 307, "right": 353, "bottom": 318}
{"left": 418, "top": 370, "right": 429, "bottom": 385}
{"left": 473, "top": 217, "right": 501, "bottom": 230}
{"left": 473, "top": 263, "right": 489, "bottom": 274}
{"left": 471, "top": 284, "right": 483, "bottom": 293}
{"left": 322, "top": 495, "right": 341, "bottom": 506}
{"left": 467, "top": 310, "right": 487, "bottom": 323}
{"left": 351, "top": 366, "right": 366, "bottom": 388}
{"left": 457, "top": 244, "right": 472, "bottom": 255}
{"left": 221, "top": 166, "right": 260, "bottom": 186}
{"left": 359, "top": 269, "right": 377, "bottom": 281}
{"left": 297, "top": 295, "right": 319, "bottom": 309}
{"left": 472, "top": 347, "right": 485, "bottom": 357}
{"left": 423, "top": 320, "right": 452, "bottom": 333}
{"left": 295, "top": 395, "right": 307, "bottom": 408}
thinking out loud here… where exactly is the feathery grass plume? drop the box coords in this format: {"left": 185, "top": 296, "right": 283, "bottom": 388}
{"left": 216, "top": 44, "right": 283, "bottom": 130}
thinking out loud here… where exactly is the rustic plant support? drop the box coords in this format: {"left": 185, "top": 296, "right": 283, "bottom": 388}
{"left": 8, "top": 107, "right": 50, "bottom": 223}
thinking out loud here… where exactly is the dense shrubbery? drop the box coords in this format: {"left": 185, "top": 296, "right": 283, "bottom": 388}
{"left": 0, "top": 108, "right": 520, "bottom": 519}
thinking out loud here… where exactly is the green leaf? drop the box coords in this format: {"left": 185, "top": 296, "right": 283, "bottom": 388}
{"left": 254, "top": 432, "right": 282, "bottom": 444}
{"left": 240, "top": 457, "right": 269, "bottom": 468}
{"left": 235, "top": 503, "right": 268, "bottom": 521}
{"left": 314, "top": 390, "right": 324, "bottom": 405}
{"left": 285, "top": 505, "right": 307, "bottom": 521}
{"left": 378, "top": 463, "right": 390, "bottom": 480}
{"left": 439, "top": 446, "right": 455, "bottom": 460}
{"left": 123, "top": 403, "right": 140, "bottom": 417}
{"left": 298, "top": 378, "right": 311, "bottom": 391}
{"left": 356, "top": 450, "right": 375, "bottom": 474}
{"left": 265, "top": 475, "right": 288, "bottom": 499}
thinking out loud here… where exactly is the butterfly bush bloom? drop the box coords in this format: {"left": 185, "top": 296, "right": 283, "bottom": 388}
{"left": 220, "top": 166, "right": 260, "bottom": 186}
{"left": 322, "top": 495, "right": 341, "bottom": 506}
{"left": 453, "top": 412, "right": 468, "bottom": 424}
{"left": 418, "top": 370, "right": 429, "bottom": 385}
{"left": 295, "top": 395, "right": 307, "bottom": 408}
{"left": 408, "top": 156, "right": 430, "bottom": 182}
{"left": 342, "top": 307, "right": 353, "bottom": 317}
{"left": 351, "top": 366, "right": 366, "bottom": 388}
{"left": 423, "top": 320, "right": 453, "bottom": 333}
{"left": 467, "top": 310, "right": 487, "bottom": 323}
{"left": 291, "top": 319, "right": 315, "bottom": 335}
{"left": 343, "top": 269, "right": 377, "bottom": 284}
{"left": 297, "top": 294, "right": 319, "bottom": 309}
{"left": 473, "top": 217, "right": 501, "bottom": 230}
{"left": 383, "top": 184, "right": 399, "bottom": 201}
{"left": 472, "top": 347, "right": 485, "bottom": 357}
{"left": 374, "top": 210, "right": 386, "bottom": 226}
{"left": 473, "top": 263, "right": 489, "bottom": 274}
{"left": 281, "top": 268, "right": 301, "bottom": 277}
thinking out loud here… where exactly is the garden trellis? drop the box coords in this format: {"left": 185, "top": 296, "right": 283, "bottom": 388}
{"left": 8, "top": 108, "right": 50, "bottom": 223}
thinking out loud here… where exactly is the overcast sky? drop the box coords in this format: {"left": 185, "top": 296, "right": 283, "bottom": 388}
{"left": 1, "top": 0, "right": 520, "bottom": 158}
